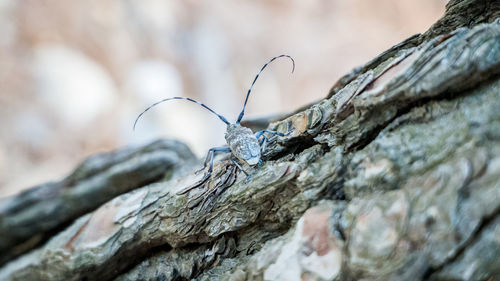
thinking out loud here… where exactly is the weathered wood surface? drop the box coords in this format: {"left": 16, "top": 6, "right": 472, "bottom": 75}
{"left": 0, "top": 139, "right": 196, "bottom": 265}
{"left": 1, "top": 1, "right": 500, "bottom": 280}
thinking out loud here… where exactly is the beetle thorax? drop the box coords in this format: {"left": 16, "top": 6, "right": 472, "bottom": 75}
{"left": 225, "top": 124, "right": 261, "bottom": 166}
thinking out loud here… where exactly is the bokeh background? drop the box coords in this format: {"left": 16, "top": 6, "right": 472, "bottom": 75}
{"left": 0, "top": 0, "right": 446, "bottom": 197}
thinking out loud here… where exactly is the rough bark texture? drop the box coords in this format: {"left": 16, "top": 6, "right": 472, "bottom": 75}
{"left": 0, "top": 140, "right": 196, "bottom": 265}
{"left": 1, "top": 1, "right": 500, "bottom": 280}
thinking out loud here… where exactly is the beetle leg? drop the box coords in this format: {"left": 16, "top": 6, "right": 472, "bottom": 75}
{"left": 181, "top": 147, "right": 231, "bottom": 196}
{"left": 259, "top": 134, "right": 269, "bottom": 154}
{"left": 255, "top": 129, "right": 291, "bottom": 155}
{"left": 231, "top": 157, "right": 256, "bottom": 183}
{"left": 265, "top": 130, "right": 286, "bottom": 137}
{"left": 245, "top": 175, "right": 252, "bottom": 183}
{"left": 231, "top": 157, "right": 249, "bottom": 176}
{"left": 255, "top": 130, "right": 265, "bottom": 139}
{"left": 195, "top": 150, "right": 212, "bottom": 174}
{"left": 195, "top": 146, "right": 231, "bottom": 174}
{"left": 255, "top": 129, "right": 288, "bottom": 138}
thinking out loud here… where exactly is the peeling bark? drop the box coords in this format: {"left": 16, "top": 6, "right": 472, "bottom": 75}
{"left": 1, "top": 1, "right": 500, "bottom": 280}
{"left": 0, "top": 139, "right": 196, "bottom": 265}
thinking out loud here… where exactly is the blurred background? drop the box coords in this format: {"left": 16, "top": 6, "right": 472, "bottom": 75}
{"left": 0, "top": 0, "right": 446, "bottom": 197}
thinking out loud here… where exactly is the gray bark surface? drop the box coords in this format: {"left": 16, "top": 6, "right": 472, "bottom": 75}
{"left": 1, "top": 1, "right": 499, "bottom": 280}
{"left": 0, "top": 139, "right": 196, "bottom": 265}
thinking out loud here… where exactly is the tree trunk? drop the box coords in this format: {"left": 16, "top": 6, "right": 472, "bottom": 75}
{"left": 1, "top": 1, "right": 500, "bottom": 280}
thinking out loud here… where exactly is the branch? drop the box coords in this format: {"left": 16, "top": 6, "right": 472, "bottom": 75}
{"left": 0, "top": 139, "right": 196, "bottom": 265}
{"left": 1, "top": 2, "right": 500, "bottom": 280}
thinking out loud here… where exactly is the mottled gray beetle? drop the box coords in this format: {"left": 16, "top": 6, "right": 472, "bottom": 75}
{"left": 134, "top": 54, "right": 294, "bottom": 182}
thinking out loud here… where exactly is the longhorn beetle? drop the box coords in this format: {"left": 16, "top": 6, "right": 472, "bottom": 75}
{"left": 134, "top": 54, "right": 295, "bottom": 184}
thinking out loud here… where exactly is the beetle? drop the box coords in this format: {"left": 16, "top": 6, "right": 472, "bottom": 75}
{"left": 134, "top": 54, "right": 294, "bottom": 182}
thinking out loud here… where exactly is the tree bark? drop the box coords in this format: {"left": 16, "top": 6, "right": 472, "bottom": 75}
{"left": 1, "top": 1, "right": 500, "bottom": 280}
{"left": 0, "top": 140, "right": 196, "bottom": 265}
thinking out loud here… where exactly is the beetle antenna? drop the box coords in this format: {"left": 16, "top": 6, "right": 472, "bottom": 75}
{"left": 236, "top": 54, "right": 295, "bottom": 124}
{"left": 133, "top": 97, "right": 230, "bottom": 130}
